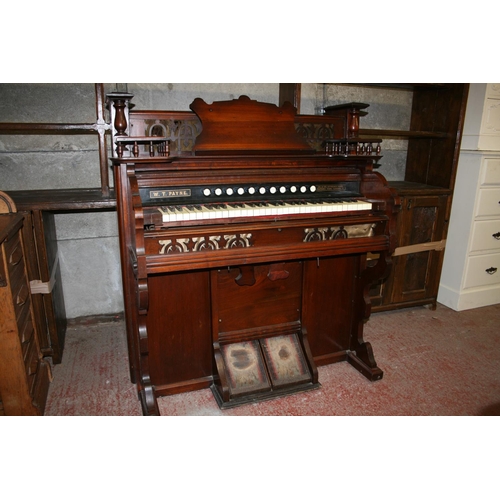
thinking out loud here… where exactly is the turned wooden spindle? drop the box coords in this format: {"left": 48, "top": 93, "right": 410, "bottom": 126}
{"left": 113, "top": 99, "right": 128, "bottom": 137}
{"left": 347, "top": 107, "right": 361, "bottom": 138}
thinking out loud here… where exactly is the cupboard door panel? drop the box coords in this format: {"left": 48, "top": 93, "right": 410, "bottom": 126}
{"left": 147, "top": 270, "right": 212, "bottom": 390}
{"left": 390, "top": 194, "right": 447, "bottom": 305}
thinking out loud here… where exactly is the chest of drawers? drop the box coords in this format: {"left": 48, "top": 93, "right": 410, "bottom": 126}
{"left": 438, "top": 154, "right": 500, "bottom": 310}
{"left": 0, "top": 214, "right": 52, "bottom": 415}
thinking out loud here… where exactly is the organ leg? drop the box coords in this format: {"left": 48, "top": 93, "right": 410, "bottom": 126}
{"left": 347, "top": 251, "right": 392, "bottom": 381}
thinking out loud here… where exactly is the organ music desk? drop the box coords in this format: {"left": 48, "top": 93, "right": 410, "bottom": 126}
{"left": 110, "top": 95, "right": 400, "bottom": 415}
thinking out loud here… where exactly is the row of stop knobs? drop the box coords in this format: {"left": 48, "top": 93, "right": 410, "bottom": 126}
{"left": 203, "top": 185, "right": 318, "bottom": 196}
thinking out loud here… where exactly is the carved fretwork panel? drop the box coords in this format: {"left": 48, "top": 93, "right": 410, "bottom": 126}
{"left": 294, "top": 122, "right": 336, "bottom": 151}
{"left": 145, "top": 118, "right": 202, "bottom": 154}
{"left": 129, "top": 113, "right": 352, "bottom": 155}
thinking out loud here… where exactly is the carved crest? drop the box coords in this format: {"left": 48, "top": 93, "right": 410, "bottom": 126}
{"left": 190, "top": 95, "right": 315, "bottom": 155}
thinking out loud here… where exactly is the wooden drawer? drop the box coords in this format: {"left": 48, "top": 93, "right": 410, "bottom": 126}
{"left": 464, "top": 253, "right": 500, "bottom": 289}
{"left": 5, "top": 234, "right": 33, "bottom": 330}
{"left": 476, "top": 188, "right": 500, "bottom": 217}
{"left": 0, "top": 213, "right": 50, "bottom": 415}
{"left": 480, "top": 158, "right": 500, "bottom": 186}
{"left": 470, "top": 220, "right": 500, "bottom": 252}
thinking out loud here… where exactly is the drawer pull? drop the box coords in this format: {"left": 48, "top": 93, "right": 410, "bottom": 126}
{"left": 485, "top": 267, "right": 498, "bottom": 275}
{"left": 493, "top": 232, "right": 500, "bottom": 240}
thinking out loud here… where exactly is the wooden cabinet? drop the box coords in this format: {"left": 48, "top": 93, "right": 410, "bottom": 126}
{"left": 382, "top": 84, "right": 468, "bottom": 310}
{"left": 279, "top": 83, "right": 469, "bottom": 311}
{"left": 374, "top": 188, "right": 448, "bottom": 308}
{"left": 13, "top": 208, "right": 67, "bottom": 363}
{"left": 1, "top": 192, "right": 68, "bottom": 365}
{"left": 0, "top": 214, "right": 52, "bottom": 415}
{"left": 392, "top": 193, "right": 447, "bottom": 303}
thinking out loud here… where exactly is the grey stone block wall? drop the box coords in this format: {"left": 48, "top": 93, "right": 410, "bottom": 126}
{"left": 0, "top": 83, "right": 411, "bottom": 319}
{"left": 53, "top": 211, "right": 122, "bottom": 318}
{"left": 124, "top": 83, "right": 279, "bottom": 110}
{"left": 0, "top": 83, "right": 101, "bottom": 190}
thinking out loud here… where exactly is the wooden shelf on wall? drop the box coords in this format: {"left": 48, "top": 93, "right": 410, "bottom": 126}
{"left": 0, "top": 84, "right": 112, "bottom": 201}
{"left": 0, "top": 123, "right": 101, "bottom": 134}
{"left": 8, "top": 188, "right": 116, "bottom": 212}
{"left": 387, "top": 181, "right": 452, "bottom": 197}
{"left": 335, "top": 83, "right": 449, "bottom": 91}
{"left": 359, "top": 128, "right": 449, "bottom": 139}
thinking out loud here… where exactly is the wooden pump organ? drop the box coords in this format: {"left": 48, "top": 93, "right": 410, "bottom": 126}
{"left": 108, "top": 93, "right": 400, "bottom": 415}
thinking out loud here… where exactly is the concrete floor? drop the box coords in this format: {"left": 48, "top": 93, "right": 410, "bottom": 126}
{"left": 44, "top": 303, "right": 500, "bottom": 416}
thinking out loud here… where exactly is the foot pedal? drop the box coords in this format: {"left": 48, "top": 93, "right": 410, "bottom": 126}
{"left": 212, "top": 330, "right": 320, "bottom": 408}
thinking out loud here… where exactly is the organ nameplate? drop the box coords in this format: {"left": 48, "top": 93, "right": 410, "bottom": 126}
{"left": 316, "top": 184, "right": 347, "bottom": 192}
{"left": 150, "top": 189, "right": 191, "bottom": 199}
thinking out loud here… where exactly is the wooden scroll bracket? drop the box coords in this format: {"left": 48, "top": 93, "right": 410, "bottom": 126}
{"left": 347, "top": 342, "right": 383, "bottom": 381}
{"left": 347, "top": 251, "right": 392, "bottom": 382}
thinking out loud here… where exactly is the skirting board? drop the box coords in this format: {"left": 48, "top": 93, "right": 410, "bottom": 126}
{"left": 438, "top": 283, "right": 500, "bottom": 311}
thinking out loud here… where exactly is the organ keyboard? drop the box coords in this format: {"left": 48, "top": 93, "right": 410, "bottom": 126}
{"left": 143, "top": 181, "right": 373, "bottom": 226}
{"left": 110, "top": 94, "right": 400, "bottom": 415}
{"left": 158, "top": 198, "right": 372, "bottom": 223}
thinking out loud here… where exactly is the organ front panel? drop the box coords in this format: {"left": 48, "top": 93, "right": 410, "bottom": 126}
{"left": 109, "top": 94, "right": 400, "bottom": 415}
